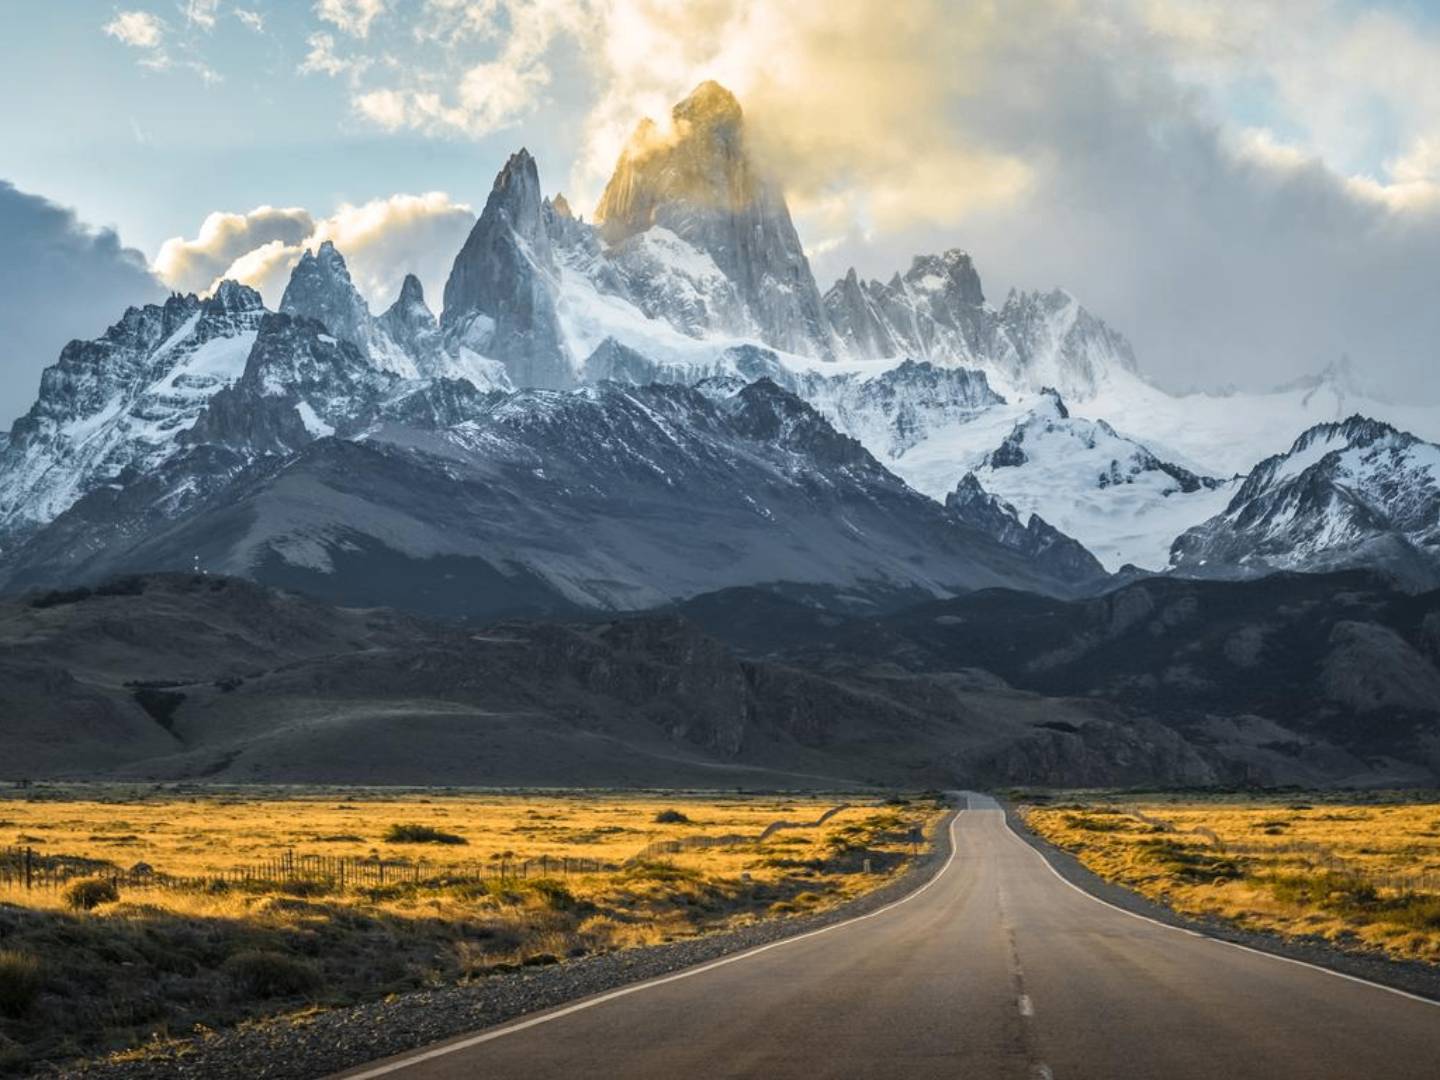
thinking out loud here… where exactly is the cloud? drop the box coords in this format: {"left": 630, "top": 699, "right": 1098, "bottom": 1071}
{"left": 101, "top": 6, "right": 223, "bottom": 80}
{"left": 316, "top": 0, "right": 387, "bottom": 38}
{"left": 300, "top": 32, "right": 367, "bottom": 79}
{"left": 343, "top": 0, "right": 583, "bottom": 136}
{"left": 161, "top": 193, "right": 476, "bottom": 312}
{"left": 798, "top": 0, "right": 1440, "bottom": 398}
{"left": 184, "top": 0, "right": 221, "bottom": 30}
{"left": 103, "top": 11, "right": 165, "bottom": 49}
{"left": 0, "top": 182, "right": 166, "bottom": 426}
{"left": 234, "top": 8, "right": 265, "bottom": 32}
{"left": 570, "top": 0, "right": 1033, "bottom": 233}
{"left": 154, "top": 207, "right": 316, "bottom": 295}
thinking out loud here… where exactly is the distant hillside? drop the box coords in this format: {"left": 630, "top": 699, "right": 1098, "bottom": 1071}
{"left": 2, "top": 571, "right": 1436, "bottom": 789}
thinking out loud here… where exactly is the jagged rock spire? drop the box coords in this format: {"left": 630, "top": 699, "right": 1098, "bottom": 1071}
{"left": 279, "top": 240, "right": 373, "bottom": 350}
{"left": 440, "top": 148, "right": 571, "bottom": 389}
{"left": 594, "top": 82, "right": 836, "bottom": 361}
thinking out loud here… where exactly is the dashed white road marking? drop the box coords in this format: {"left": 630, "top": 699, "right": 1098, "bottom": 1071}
{"left": 1018, "top": 993, "right": 1035, "bottom": 1017}
{"left": 1033, "top": 1064, "right": 1055, "bottom": 1080}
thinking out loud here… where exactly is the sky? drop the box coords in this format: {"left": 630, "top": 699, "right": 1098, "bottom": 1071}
{"left": 2, "top": 0, "right": 1439, "bottom": 423}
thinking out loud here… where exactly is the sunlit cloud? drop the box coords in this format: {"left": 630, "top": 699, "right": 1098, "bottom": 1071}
{"left": 101, "top": 6, "right": 223, "bottom": 81}
{"left": 103, "top": 11, "right": 166, "bottom": 49}
{"left": 317, "top": 0, "right": 388, "bottom": 39}
{"left": 155, "top": 207, "right": 317, "bottom": 295}
{"left": 157, "top": 193, "right": 476, "bottom": 311}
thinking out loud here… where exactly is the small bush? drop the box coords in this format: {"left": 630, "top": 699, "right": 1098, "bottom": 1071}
{"left": 1136, "top": 840, "right": 1241, "bottom": 884}
{"left": 65, "top": 877, "right": 120, "bottom": 911}
{"left": 222, "top": 950, "right": 321, "bottom": 998}
{"left": 279, "top": 879, "right": 332, "bottom": 898}
{"left": 653, "top": 809, "right": 690, "bottom": 824}
{"left": 0, "top": 951, "right": 42, "bottom": 1017}
{"left": 621, "top": 860, "right": 701, "bottom": 883}
{"left": 528, "top": 878, "right": 578, "bottom": 911}
{"left": 1063, "top": 813, "right": 1128, "bottom": 833}
{"left": 383, "top": 823, "right": 466, "bottom": 845}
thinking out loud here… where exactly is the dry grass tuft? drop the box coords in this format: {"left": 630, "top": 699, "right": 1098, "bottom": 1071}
{"left": 1025, "top": 792, "right": 1440, "bottom": 963}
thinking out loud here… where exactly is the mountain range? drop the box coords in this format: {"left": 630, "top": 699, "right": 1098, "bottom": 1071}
{"left": 0, "top": 81, "right": 1437, "bottom": 786}
{"left": 4, "top": 80, "right": 1437, "bottom": 605}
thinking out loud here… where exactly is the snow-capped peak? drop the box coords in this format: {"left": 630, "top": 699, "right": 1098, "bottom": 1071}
{"left": 0, "top": 282, "right": 266, "bottom": 540}
{"left": 1172, "top": 415, "right": 1440, "bottom": 588}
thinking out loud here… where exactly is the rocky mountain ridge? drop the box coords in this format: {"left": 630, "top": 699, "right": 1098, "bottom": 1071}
{"left": 1172, "top": 416, "right": 1440, "bottom": 589}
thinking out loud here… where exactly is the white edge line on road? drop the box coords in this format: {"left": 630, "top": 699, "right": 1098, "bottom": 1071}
{"left": 336, "top": 809, "right": 965, "bottom": 1079}
{"left": 1002, "top": 810, "right": 1440, "bottom": 1010}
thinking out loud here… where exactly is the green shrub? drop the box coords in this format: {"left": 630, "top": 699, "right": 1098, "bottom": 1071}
{"left": 653, "top": 809, "right": 690, "bottom": 824}
{"left": 222, "top": 950, "right": 321, "bottom": 998}
{"left": 65, "top": 877, "right": 120, "bottom": 911}
{"left": 0, "top": 951, "right": 42, "bottom": 1016}
{"left": 383, "top": 823, "right": 466, "bottom": 845}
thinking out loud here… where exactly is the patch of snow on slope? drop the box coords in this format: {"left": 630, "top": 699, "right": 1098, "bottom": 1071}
{"left": 295, "top": 401, "right": 334, "bottom": 438}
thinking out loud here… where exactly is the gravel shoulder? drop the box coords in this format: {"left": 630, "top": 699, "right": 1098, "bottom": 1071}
{"left": 1002, "top": 801, "right": 1440, "bottom": 1003}
{"left": 46, "top": 811, "right": 957, "bottom": 1080}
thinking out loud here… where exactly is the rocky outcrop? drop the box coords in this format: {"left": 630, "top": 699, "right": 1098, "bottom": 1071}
{"left": 798, "top": 360, "right": 1006, "bottom": 458}
{"left": 595, "top": 82, "right": 836, "bottom": 360}
{"left": 378, "top": 274, "right": 443, "bottom": 369}
{"left": 184, "top": 312, "right": 395, "bottom": 456}
{"left": 825, "top": 252, "right": 1139, "bottom": 402}
{"left": 279, "top": 242, "right": 373, "bottom": 353}
{"left": 945, "top": 473, "right": 1107, "bottom": 588}
{"left": 441, "top": 149, "right": 572, "bottom": 389}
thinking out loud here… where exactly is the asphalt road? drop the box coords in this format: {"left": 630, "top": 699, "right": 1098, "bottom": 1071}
{"left": 337, "top": 795, "right": 1440, "bottom": 1079}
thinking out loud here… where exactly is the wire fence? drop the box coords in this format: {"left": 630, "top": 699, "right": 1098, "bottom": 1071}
{"left": 1, "top": 804, "right": 862, "bottom": 897}
{"left": 0, "top": 844, "right": 614, "bottom": 896}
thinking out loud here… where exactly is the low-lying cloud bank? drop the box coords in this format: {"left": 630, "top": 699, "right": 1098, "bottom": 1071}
{"left": 0, "top": 182, "right": 165, "bottom": 425}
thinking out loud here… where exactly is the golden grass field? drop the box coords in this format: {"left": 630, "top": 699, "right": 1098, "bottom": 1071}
{"left": 1024, "top": 793, "right": 1440, "bottom": 963}
{"left": 0, "top": 785, "right": 943, "bottom": 1070}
